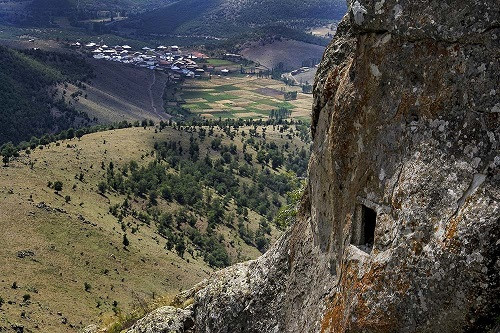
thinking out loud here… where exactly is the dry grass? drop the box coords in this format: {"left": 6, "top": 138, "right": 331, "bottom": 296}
{"left": 0, "top": 125, "right": 307, "bottom": 332}
{"left": 0, "top": 127, "right": 208, "bottom": 332}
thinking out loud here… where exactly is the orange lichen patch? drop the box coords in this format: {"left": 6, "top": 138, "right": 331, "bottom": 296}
{"left": 352, "top": 294, "right": 399, "bottom": 333}
{"left": 414, "top": 40, "right": 450, "bottom": 59}
{"left": 325, "top": 57, "right": 354, "bottom": 106}
{"left": 324, "top": 67, "right": 341, "bottom": 102}
{"left": 321, "top": 294, "right": 345, "bottom": 333}
{"left": 391, "top": 195, "right": 403, "bottom": 209}
{"left": 444, "top": 213, "right": 464, "bottom": 252}
{"left": 411, "top": 239, "right": 423, "bottom": 256}
{"left": 393, "top": 82, "right": 450, "bottom": 121}
{"left": 394, "top": 91, "right": 417, "bottom": 120}
{"left": 445, "top": 216, "right": 459, "bottom": 239}
{"left": 395, "top": 276, "right": 411, "bottom": 295}
{"left": 321, "top": 260, "right": 400, "bottom": 333}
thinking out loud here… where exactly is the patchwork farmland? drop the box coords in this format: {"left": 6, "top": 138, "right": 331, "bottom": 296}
{"left": 176, "top": 76, "right": 313, "bottom": 122}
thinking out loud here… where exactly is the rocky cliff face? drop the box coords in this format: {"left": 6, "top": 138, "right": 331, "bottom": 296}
{"left": 126, "top": 0, "right": 499, "bottom": 332}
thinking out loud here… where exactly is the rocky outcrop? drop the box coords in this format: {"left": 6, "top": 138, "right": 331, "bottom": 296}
{"left": 131, "top": 0, "right": 499, "bottom": 332}
{"left": 126, "top": 307, "right": 194, "bottom": 333}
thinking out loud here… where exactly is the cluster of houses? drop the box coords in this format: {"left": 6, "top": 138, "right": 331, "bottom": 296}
{"left": 70, "top": 41, "right": 217, "bottom": 79}
{"left": 290, "top": 66, "right": 313, "bottom": 76}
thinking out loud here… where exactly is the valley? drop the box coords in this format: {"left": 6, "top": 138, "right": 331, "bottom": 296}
{"left": 0, "top": 1, "right": 497, "bottom": 333}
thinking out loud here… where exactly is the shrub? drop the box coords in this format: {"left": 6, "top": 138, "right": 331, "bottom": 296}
{"left": 98, "top": 181, "right": 108, "bottom": 194}
{"left": 175, "top": 237, "right": 186, "bottom": 258}
{"left": 53, "top": 180, "right": 63, "bottom": 192}
{"left": 123, "top": 234, "right": 129, "bottom": 248}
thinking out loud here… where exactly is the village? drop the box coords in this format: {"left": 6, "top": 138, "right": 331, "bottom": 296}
{"left": 67, "top": 40, "right": 318, "bottom": 88}
{"left": 63, "top": 40, "right": 315, "bottom": 123}
{"left": 70, "top": 41, "right": 235, "bottom": 80}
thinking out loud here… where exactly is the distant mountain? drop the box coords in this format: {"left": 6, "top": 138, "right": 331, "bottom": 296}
{"left": 0, "top": 0, "right": 174, "bottom": 26}
{"left": 0, "top": 0, "right": 346, "bottom": 45}
{"left": 115, "top": 0, "right": 347, "bottom": 42}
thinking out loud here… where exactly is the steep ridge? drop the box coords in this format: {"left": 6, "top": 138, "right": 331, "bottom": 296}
{"left": 121, "top": 0, "right": 499, "bottom": 332}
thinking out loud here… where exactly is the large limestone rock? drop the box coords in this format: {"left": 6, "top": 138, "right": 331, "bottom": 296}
{"left": 134, "top": 0, "right": 499, "bottom": 331}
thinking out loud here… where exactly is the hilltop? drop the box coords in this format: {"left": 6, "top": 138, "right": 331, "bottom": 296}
{"left": 0, "top": 120, "right": 310, "bottom": 332}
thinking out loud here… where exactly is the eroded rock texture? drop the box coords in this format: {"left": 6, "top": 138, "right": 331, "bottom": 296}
{"left": 131, "top": 0, "right": 499, "bottom": 332}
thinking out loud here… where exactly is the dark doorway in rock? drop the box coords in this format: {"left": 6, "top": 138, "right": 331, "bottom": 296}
{"left": 361, "top": 205, "right": 376, "bottom": 246}
{"left": 351, "top": 204, "right": 377, "bottom": 252}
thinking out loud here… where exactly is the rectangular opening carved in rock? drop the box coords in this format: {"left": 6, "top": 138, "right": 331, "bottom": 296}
{"left": 351, "top": 204, "right": 377, "bottom": 253}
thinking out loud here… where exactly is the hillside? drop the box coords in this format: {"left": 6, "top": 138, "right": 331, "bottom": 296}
{"left": 0, "top": 0, "right": 174, "bottom": 26}
{"left": 0, "top": 120, "right": 310, "bottom": 332}
{"left": 63, "top": 59, "right": 171, "bottom": 124}
{"left": 0, "top": 46, "right": 94, "bottom": 145}
{"left": 114, "top": 0, "right": 346, "bottom": 42}
{"left": 240, "top": 39, "right": 325, "bottom": 70}
{"left": 2, "top": 0, "right": 345, "bottom": 37}
{"left": 0, "top": 44, "right": 176, "bottom": 145}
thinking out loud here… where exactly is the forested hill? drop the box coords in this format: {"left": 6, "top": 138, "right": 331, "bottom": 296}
{"left": 0, "top": 0, "right": 174, "bottom": 26}
{"left": 1, "top": 0, "right": 346, "bottom": 45}
{"left": 0, "top": 46, "right": 94, "bottom": 145}
{"left": 114, "top": 0, "right": 346, "bottom": 43}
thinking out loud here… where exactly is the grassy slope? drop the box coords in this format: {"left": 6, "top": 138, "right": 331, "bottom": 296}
{"left": 64, "top": 59, "right": 171, "bottom": 124}
{"left": 0, "top": 124, "right": 306, "bottom": 332}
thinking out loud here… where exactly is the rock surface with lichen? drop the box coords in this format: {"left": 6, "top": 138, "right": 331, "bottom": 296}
{"left": 127, "top": 0, "right": 499, "bottom": 332}
{"left": 126, "top": 306, "right": 194, "bottom": 333}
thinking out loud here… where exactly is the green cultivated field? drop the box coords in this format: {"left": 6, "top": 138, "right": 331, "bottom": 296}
{"left": 177, "top": 76, "right": 312, "bottom": 121}
{"left": 205, "top": 59, "right": 237, "bottom": 67}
